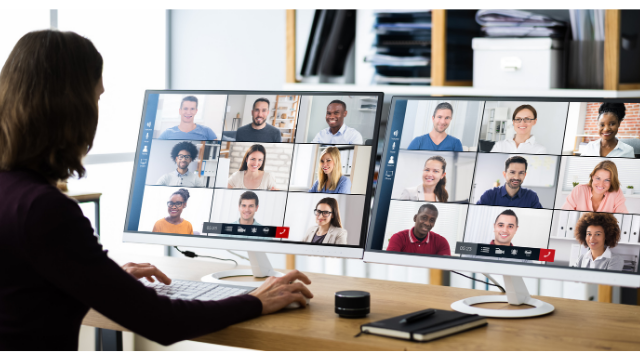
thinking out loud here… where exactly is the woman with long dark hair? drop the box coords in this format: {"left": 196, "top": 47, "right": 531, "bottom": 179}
{"left": 0, "top": 30, "right": 311, "bottom": 350}
{"left": 301, "top": 197, "right": 348, "bottom": 244}
{"left": 400, "top": 155, "right": 449, "bottom": 202}
{"left": 227, "top": 144, "right": 277, "bottom": 190}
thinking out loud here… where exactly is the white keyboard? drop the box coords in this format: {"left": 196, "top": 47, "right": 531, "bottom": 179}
{"left": 141, "top": 278, "right": 256, "bottom": 301}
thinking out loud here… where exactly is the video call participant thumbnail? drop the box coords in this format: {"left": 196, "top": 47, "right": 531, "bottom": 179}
{"left": 232, "top": 191, "right": 261, "bottom": 226}
{"left": 478, "top": 209, "right": 531, "bottom": 263}
{"left": 476, "top": 156, "right": 542, "bottom": 208}
{"left": 581, "top": 103, "right": 634, "bottom": 158}
{"left": 400, "top": 155, "right": 448, "bottom": 202}
{"left": 235, "top": 98, "right": 282, "bottom": 143}
{"left": 228, "top": 144, "right": 278, "bottom": 190}
{"left": 312, "top": 100, "right": 363, "bottom": 145}
{"left": 309, "top": 147, "right": 351, "bottom": 194}
{"left": 571, "top": 212, "right": 623, "bottom": 271}
{"left": 156, "top": 141, "right": 204, "bottom": 187}
{"left": 158, "top": 96, "right": 217, "bottom": 140}
{"left": 302, "top": 197, "right": 348, "bottom": 245}
{"left": 152, "top": 188, "right": 193, "bottom": 234}
{"left": 386, "top": 204, "right": 451, "bottom": 255}
{"left": 562, "top": 160, "right": 628, "bottom": 213}
{"left": 490, "top": 104, "right": 547, "bottom": 154}
{"left": 407, "top": 102, "right": 463, "bottom": 151}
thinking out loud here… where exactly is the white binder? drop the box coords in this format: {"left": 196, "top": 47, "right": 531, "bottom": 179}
{"left": 566, "top": 211, "right": 581, "bottom": 239}
{"left": 630, "top": 215, "right": 640, "bottom": 244}
{"left": 556, "top": 211, "right": 569, "bottom": 238}
{"left": 620, "top": 215, "right": 633, "bottom": 243}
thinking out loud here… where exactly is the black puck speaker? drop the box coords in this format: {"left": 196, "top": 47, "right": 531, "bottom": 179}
{"left": 335, "top": 290, "right": 370, "bottom": 318}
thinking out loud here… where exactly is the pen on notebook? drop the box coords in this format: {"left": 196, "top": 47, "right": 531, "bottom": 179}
{"left": 399, "top": 309, "right": 436, "bottom": 324}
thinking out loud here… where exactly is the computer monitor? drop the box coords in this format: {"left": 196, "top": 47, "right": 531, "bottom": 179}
{"left": 365, "top": 96, "right": 640, "bottom": 317}
{"left": 124, "top": 90, "right": 384, "bottom": 285}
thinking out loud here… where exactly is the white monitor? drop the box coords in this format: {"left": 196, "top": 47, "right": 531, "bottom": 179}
{"left": 364, "top": 96, "right": 640, "bottom": 317}
{"left": 124, "top": 90, "right": 384, "bottom": 284}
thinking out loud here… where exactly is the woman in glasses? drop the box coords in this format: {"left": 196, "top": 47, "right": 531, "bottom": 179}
{"left": 228, "top": 144, "right": 277, "bottom": 190}
{"left": 302, "top": 197, "right": 348, "bottom": 244}
{"left": 580, "top": 103, "right": 634, "bottom": 158}
{"left": 152, "top": 188, "right": 194, "bottom": 234}
{"left": 156, "top": 141, "right": 204, "bottom": 186}
{"left": 491, "top": 104, "right": 547, "bottom": 154}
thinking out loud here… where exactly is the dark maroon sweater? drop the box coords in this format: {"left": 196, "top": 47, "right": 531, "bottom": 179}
{"left": 0, "top": 170, "right": 262, "bottom": 350}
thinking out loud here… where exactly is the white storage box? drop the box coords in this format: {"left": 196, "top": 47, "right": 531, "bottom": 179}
{"left": 472, "top": 38, "right": 564, "bottom": 90}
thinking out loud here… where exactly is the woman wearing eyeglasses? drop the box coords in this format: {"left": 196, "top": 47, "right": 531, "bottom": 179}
{"left": 228, "top": 144, "right": 277, "bottom": 190}
{"left": 156, "top": 141, "right": 204, "bottom": 186}
{"left": 152, "top": 188, "right": 194, "bottom": 234}
{"left": 580, "top": 103, "right": 634, "bottom": 158}
{"left": 490, "top": 104, "right": 547, "bottom": 154}
{"left": 302, "top": 198, "right": 348, "bottom": 244}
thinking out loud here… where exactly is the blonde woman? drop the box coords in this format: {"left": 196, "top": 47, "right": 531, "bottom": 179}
{"left": 308, "top": 146, "right": 352, "bottom": 194}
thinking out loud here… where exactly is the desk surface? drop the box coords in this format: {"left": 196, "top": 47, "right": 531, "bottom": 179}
{"left": 82, "top": 253, "right": 640, "bottom": 351}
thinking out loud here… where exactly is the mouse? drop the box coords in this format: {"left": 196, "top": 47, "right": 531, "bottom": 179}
{"left": 284, "top": 296, "right": 310, "bottom": 309}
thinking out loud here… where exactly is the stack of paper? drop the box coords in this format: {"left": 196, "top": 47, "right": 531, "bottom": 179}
{"left": 476, "top": 9, "right": 566, "bottom": 38}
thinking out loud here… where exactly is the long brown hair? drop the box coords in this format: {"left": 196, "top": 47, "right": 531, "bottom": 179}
{"left": 425, "top": 156, "right": 448, "bottom": 202}
{"left": 318, "top": 146, "right": 343, "bottom": 191}
{"left": 588, "top": 160, "right": 620, "bottom": 192}
{"left": 316, "top": 197, "right": 342, "bottom": 228}
{"left": 239, "top": 144, "right": 267, "bottom": 171}
{"left": 0, "top": 30, "right": 103, "bottom": 181}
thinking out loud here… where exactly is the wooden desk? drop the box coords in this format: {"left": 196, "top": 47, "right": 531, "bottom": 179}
{"left": 83, "top": 253, "right": 640, "bottom": 351}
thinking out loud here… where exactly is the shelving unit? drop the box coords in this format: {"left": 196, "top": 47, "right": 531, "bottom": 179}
{"left": 271, "top": 94, "right": 301, "bottom": 143}
{"left": 285, "top": 9, "right": 640, "bottom": 95}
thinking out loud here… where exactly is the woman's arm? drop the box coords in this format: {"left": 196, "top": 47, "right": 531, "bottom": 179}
{"left": 614, "top": 190, "right": 629, "bottom": 213}
{"left": 336, "top": 176, "right": 352, "bottom": 194}
{"left": 333, "top": 228, "right": 348, "bottom": 245}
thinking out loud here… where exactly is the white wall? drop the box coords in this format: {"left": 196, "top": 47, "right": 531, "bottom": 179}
{"left": 170, "top": 10, "right": 285, "bottom": 90}
{"left": 224, "top": 95, "right": 247, "bottom": 131}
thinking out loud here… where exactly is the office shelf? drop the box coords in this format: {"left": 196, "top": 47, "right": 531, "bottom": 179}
{"left": 282, "top": 82, "right": 640, "bottom": 98}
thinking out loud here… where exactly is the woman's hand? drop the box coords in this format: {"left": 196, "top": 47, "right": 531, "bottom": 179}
{"left": 250, "top": 270, "right": 313, "bottom": 314}
{"left": 122, "top": 262, "right": 172, "bottom": 285}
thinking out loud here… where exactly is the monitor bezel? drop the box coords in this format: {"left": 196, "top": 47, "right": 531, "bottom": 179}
{"left": 123, "top": 89, "right": 385, "bottom": 259}
{"left": 364, "top": 95, "right": 640, "bottom": 287}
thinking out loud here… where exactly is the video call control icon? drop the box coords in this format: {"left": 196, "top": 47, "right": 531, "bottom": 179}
{"left": 275, "top": 227, "right": 290, "bottom": 239}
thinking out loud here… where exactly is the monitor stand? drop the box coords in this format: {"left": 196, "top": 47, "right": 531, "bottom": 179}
{"left": 450, "top": 275, "right": 555, "bottom": 318}
{"left": 200, "top": 251, "right": 285, "bottom": 287}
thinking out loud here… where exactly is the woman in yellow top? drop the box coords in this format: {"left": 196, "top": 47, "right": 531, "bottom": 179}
{"left": 153, "top": 188, "right": 194, "bottom": 234}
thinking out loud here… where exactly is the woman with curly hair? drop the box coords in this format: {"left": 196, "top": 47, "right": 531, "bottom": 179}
{"left": 571, "top": 212, "right": 624, "bottom": 271}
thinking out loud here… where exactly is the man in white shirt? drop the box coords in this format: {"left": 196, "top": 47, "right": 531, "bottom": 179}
{"left": 156, "top": 141, "right": 204, "bottom": 187}
{"left": 231, "top": 191, "right": 261, "bottom": 226}
{"left": 312, "top": 100, "right": 363, "bottom": 145}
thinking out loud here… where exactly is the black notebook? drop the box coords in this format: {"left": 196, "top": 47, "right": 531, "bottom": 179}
{"left": 360, "top": 309, "right": 487, "bottom": 342}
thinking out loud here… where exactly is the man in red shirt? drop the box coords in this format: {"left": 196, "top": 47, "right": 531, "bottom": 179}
{"left": 386, "top": 204, "right": 451, "bottom": 255}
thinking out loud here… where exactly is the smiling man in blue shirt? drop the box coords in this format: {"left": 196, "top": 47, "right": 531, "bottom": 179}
{"left": 477, "top": 155, "right": 543, "bottom": 208}
{"left": 158, "top": 96, "right": 217, "bottom": 140}
{"left": 312, "top": 100, "right": 363, "bottom": 145}
{"left": 407, "top": 102, "right": 463, "bottom": 151}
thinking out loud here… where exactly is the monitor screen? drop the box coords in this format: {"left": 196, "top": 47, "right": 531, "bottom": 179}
{"left": 124, "top": 91, "right": 383, "bottom": 254}
{"left": 367, "top": 97, "right": 640, "bottom": 282}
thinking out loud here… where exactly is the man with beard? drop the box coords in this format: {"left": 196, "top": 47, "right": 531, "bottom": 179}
{"left": 386, "top": 204, "right": 451, "bottom": 255}
{"left": 407, "top": 102, "right": 463, "bottom": 151}
{"left": 312, "top": 100, "right": 363, "bottom": 145}
{"left": 477, "top": 156, "right": 542, "bottom": 208}
{"left": 156, "top": 141, "right": 204, "bottom": 187}
{"left": 235, "top": 98, "right": 282, "bottom": 142}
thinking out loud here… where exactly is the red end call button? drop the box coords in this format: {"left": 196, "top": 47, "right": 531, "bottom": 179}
{"left": 539, "top": 249, "right": 555, "bottom": 262}
{"left": 275, "top": 227, "right": 290, "bottom": 239}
